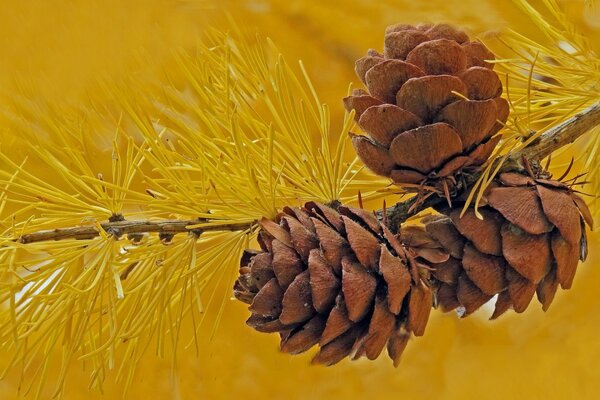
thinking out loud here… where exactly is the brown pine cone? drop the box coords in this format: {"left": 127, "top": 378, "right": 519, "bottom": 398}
{"left": 344, "top": 23, "right": 508, "bottom": 193}
{"left": 413, "top": 171, "right": 593, "bottom": 319}
{"left": 233, "top": 202, "right": 446, "bottom": 366}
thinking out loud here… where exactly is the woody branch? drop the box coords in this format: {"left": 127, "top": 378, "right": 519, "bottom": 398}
{"left": 16, "top": 219, "right": 254, "bottom": 244}
{"left": 11, "top": 101, "right": 600, "bottom": 244}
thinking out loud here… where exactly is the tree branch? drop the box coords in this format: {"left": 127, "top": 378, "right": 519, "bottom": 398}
{"left": 9, "top": 101, "right": 600, "bottom": 243}
{"left": 507, "top": 101, "right": 600, "bottom": 165}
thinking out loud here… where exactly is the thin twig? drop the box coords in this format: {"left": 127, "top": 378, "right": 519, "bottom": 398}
{"left": 507, "top": 101, "right": 600, "bottom": 165}
{"left": 8, "top": 102, "right": 600, "bottom": 243}
{"left": 16, "top": 220, "right": 254, "bottom": 244}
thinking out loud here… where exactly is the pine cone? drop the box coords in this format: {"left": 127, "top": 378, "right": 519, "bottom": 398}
{"left": 413, "top": 172, "right": 593, "bottom": 319}
{"left": 344, "top": 24, "right": 508, "bottom": 192}
{"left": 233, "top": 202, "right": 444, "bottom": 366}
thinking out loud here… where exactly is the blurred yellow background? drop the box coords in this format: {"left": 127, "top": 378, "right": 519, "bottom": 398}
{"left": 0, "top": 0, "right": 599, "bottom": 399}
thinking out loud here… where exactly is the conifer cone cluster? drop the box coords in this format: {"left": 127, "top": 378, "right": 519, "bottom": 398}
{"left": 233, "top": 202, "right": 445, "bottom": 366}
{"left": 415, "top": 171, "right": 593, "bottom": 318}
{"left": 344, "top": 23, "right": 509, "bottom": 193}
{"left": 233, "top": 21, "right": 595, "bottom": 368}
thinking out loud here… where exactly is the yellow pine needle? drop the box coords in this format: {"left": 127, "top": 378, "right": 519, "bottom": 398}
{"left": 0, "top": 228, "right": 250, "bottom": 397}
{"left": 119, "top": 25, "right": 389, "bottom": 220}
{"left": 464, "top": 0, "right": 600, "bottom": 215}
{"left": 0, "top": 19, "right": 442, "bottom": 396}
{"left": 0, "top": 116, "right": 157, "bottom": 237}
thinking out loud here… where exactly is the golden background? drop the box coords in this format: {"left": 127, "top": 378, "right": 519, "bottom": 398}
{"left": 0, "top": 0, "right": 599, "bottom": 398}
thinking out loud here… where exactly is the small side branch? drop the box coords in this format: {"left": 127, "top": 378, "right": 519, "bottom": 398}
{"left": 508, "top": 101, "right": 600, "bottom": 165}
{"left": 16, "top": 220, "right": 254, "bottom": 244}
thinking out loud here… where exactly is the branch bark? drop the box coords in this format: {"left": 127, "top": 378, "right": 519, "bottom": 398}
{"left": 10, "top": 101, "right": 600, "bottom": 243}
{"left": 507, "top": 101, "right": 600, "bottom": 164}
{"left": 16, "top": 220, "right": 253, "bottom": 244}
